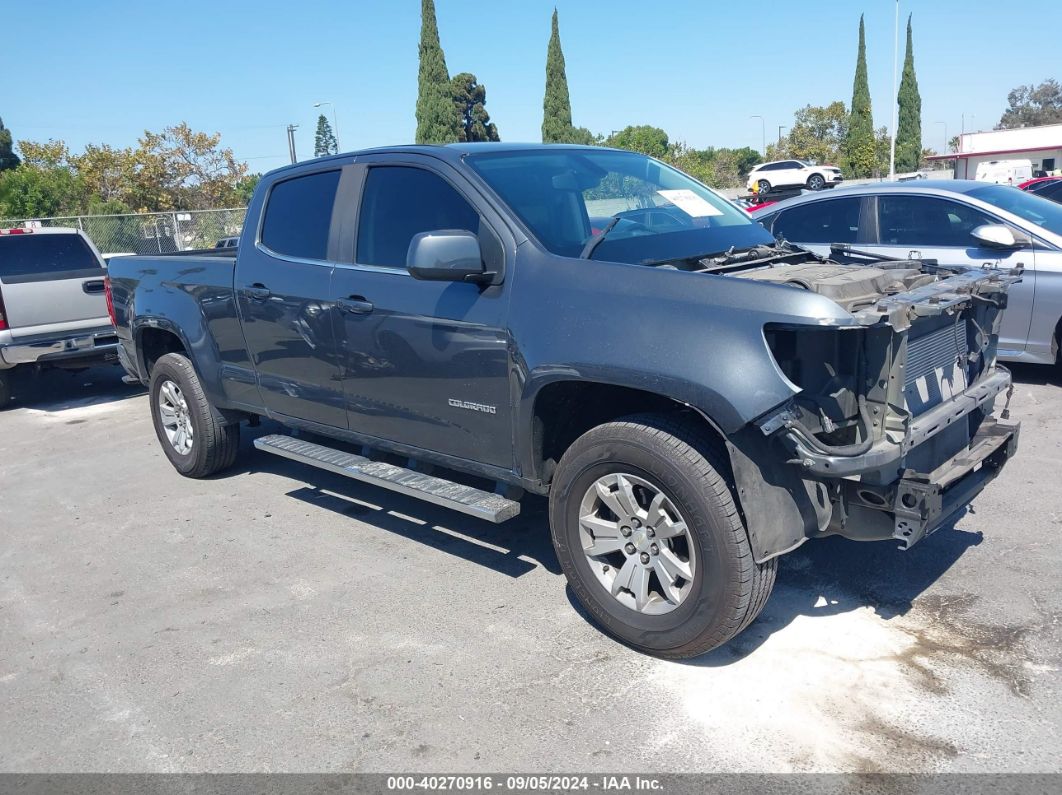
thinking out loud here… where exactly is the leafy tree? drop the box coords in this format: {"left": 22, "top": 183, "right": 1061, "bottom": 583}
{"left": 0, "top": 117, "right": 19, "bottom": 172}
{"left": 0, "top": 141, "right": 82, "bottom": 218}
{"left": 780, "top": 102, "right": 849, "bottom": 166}
{"left": 948, "top": 135, "right": 959, "bottom": 153}
{"left": 415, "top": 0, "right": 461, "bottom": 144}
{"left": 542, "top": 9, "right": 576, "bottom": 143}
{"left": 844, "top": 15, "right": 876, "bottom": 177}
{"left": 451, "top": 73, "right": 500, "bottom": 142}
{"left": 133, "top": 124, "right": 247, "bottom": 211}
{"left": 73, "top": 143, "right": 136, "bottom": 208}
{"left": 606, "top": 125, "right": 669, "bottom": 158}
{"left": 314, "top": 114, "right": 338, "bottom": 157}
{"left": 997, "top": 79, "right": 1062, "bottom": 129}
{"left": 235, "top": 173, "right": 262, "bottom": 206}
{"left": 895, "top": 15, "right": 922, "bottom": 172}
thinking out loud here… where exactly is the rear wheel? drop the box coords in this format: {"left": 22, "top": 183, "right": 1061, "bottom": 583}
{"left": 149, "top": 352, "right": 239, "bottom": 478}
{"left": 807, "top": 173, "right": 826, "bottom": 191}
{"left": 756, "top": 179, "right": 771, "bottom": 195}
{"left": 548, "top": 414, "right": 776, "bottom": 659}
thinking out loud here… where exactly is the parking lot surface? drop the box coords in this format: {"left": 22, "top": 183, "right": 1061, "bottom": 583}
{"left": 1, "top": 364, "right": 1060, "bottom": 773}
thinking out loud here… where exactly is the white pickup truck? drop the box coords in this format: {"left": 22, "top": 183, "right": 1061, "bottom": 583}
{"left": 0, "top": 227, "right": 119, "bottom": 405}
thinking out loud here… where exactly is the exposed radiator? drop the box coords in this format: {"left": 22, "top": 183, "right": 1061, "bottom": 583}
{"left": 904, "top": 321, "right": 969, "bottom": 415}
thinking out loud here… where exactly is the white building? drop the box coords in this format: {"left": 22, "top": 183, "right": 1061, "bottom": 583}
{"left": 928, "top": 122, "right": 1062, "bottom": 179}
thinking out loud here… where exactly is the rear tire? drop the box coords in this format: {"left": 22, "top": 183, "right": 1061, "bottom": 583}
{"left": 756, "top": 179, "right": 771, "bottom": 195}
{"left": 548, "top": 413, "right": 776, "bottom": 659}
{"left": 149, "top": 352, "right": 239, "bottom": 478}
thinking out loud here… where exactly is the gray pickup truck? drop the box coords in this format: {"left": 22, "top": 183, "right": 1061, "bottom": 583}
{"left": 107, "top": 144, "right": 1020, "bottom": 657}
{"left": 0, "top": 227, "right": 119, "bottom": 404}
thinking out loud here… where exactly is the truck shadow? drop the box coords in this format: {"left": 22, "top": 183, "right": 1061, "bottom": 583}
{"left": 689, "top": 519, "right": 983, "bottom": 666}
{"left": 2, "top": 363, "right": 143, "bottom": 412}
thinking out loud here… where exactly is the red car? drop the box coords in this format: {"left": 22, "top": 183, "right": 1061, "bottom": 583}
{"left": 1018, "top": 176, "right": 1062, "bottom": 192}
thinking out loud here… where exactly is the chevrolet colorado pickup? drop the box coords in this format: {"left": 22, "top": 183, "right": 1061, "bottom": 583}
{"left": 107, "top": 144, "right": 1020, "bottom": 657}
{"left": 0, "top": 226, "right": 119, "bottom": 405}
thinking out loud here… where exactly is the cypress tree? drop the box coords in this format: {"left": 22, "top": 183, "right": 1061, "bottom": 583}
{"left": 895, "top": 15, "right": 922, "bottom": 172}
{"left": 0, "top": 117, "right": 19, "bottom": 172}
{"left": 313, "top": 114, "right": 338, "bottom": 158}
{"left": 415, "top": 0, "right": 461, "bottom": 144}
{"left": 542, "top": 9, "right": 575, "bottom": 143}
{"left": 844, "top": 15, "right": 876, "bottom": 177}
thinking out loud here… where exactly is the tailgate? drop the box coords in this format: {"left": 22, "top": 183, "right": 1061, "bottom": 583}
{"left": 0, "top": 231, "right": 109, "bottom": 336}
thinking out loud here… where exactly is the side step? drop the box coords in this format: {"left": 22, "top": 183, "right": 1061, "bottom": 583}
{"left": 253, "top": 434, "right": 521, "bottom": 523}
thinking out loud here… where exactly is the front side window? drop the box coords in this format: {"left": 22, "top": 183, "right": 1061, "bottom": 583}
{"left": 969, "top": 184, "right": 1062, "bottom": 236}
{"left": 260, "top": 169, "right": 341, "bottom": 260}
{"left": 878, "top": 195, "right": 994, "bottom": 247}
{"left": 467, "top": 148, "right": 768, "bottom": 263}
{"left": 356, "top": 166, "right": 480, "bottom": 268}
{"left": 773, "top": 197, "right": 862, "bottom": 244}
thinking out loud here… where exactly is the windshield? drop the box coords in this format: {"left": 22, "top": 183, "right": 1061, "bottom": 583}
{"left": 465, "top": 148, "right": 773, "bottom": 263}
{"left": 968, "top": 184, "right": 1062, "bottom": 237}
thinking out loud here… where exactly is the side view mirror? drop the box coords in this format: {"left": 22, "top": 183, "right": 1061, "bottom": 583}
{"left": 406, "top": 230, "right": 489, "bottom": 283}
{"left": 971, "top": 224, "right": 1029, "bottom": 250}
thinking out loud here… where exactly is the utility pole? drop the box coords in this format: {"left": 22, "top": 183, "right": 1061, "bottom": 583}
{"left": 286, "top": 124, "right": 299, "bottom": 164}
{"left": 750, "top": 115, "right": 765, "bottom": 156}
{"left": 888, "top": 0, "right": 899, "bottom": 180}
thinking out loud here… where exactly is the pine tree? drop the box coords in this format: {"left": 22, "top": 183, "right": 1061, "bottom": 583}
{"left": 542, "top": 8, "right": 575, "bottom": 143}
{"left": 895, "top": 14, "right": 922, "bottom": 172}
{"left": 452, "top": 73, "right": 500, "bottom": 142}
{"left": 0, "top": 117, "right": 19, "bottom": 172}
{"left": 844, "top": 15, "right": 876, "bottom": 177}
{"left": 415, "top": 0, "right": 462, "bottom": 144}
{"left": 314, "top": 114, "right": 338, "bottom": 158}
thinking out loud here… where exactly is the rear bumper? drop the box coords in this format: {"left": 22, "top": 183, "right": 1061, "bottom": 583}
{"left": 0, "top": 326, "right": 120, "bottom": 368}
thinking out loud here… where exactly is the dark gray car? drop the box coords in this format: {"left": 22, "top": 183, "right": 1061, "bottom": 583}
{"left": 106, "top": 146, "right": 1020, "bottom": 658}
{"left": 756, "top": 180, "right": 1062, "bottom": 365}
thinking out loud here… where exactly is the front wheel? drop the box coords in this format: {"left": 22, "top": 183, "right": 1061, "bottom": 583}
{"left": 548, "top": 414, "right": 776, "bottom": 659}
{"left": 149, "top": 352, "right": 239, "bottom": 478}
{"left": 807, "top": 173, "right": 826, "bottom": 191}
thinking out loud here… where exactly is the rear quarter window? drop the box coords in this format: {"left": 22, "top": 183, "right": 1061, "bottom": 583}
{"left": 0, "top": 233, "right": 103, "bottom": 281}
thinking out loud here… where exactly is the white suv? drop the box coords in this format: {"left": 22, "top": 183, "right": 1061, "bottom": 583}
{"left": 747, "top": 159, "right": 843, "bottom": 194}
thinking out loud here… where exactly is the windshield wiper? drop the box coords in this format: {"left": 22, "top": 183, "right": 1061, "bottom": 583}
{"left": 579, "top": 216, "right": 621, "bottom": 259}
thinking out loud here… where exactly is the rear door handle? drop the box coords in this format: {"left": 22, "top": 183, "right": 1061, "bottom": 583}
{"left": 337, "top": 296, "right": 374, "bottom": 315}
{"left": 245, "top": 283, "right": 271, "bottom": 300}
{"left": 83, "top": 279, "right": 105, "bottom": 294}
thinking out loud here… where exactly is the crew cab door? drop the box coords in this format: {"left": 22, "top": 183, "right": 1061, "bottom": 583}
{"left": 329, "top": 158, "right": 513, "bottom": 468}
{"left": 236, "top": 166, "right": 346, "bottom": 426}
{"left": 860, "top": 194, "right": 1035, "bottom": 355}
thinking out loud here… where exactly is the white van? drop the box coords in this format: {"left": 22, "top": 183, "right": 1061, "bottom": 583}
{"left": 975, "top": 159, "right": 1033, "bottom": 185}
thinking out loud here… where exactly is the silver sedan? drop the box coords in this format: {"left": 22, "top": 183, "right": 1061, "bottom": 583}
{"left": 755, "top": 180, "right": 1062, "bottom": 365}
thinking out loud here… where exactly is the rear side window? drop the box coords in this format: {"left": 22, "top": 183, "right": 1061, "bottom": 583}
{"left": 260, "top": 170, "right": 341, "bottom": 260}
{"left": 773, "top": 197, "right": 862, "bottom": 244}
{"left": 0, "top": 233, "right": 102, "bottom": 280}
{"left": 357, "top": 166, "right": 479, "bottom": 268}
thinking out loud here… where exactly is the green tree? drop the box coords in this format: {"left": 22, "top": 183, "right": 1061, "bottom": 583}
{"left": 786, "top": 102, "right": 849, "bottom": 166}
{"left": 0, "top": 117, "right": 19, "bottom": 172}
{"left": 606, "top": 125, "right": 669, "bottom": 158}
{"left": 313, "top": 114, "right": 339, "bottom": 157}
{"left": 844, "top": 15, "right": 876, "bottom": 177}
{"left": 415, "top": 0, "right": 461, "bottom": 144}
{"left": 895, "top": 15, "right": 922, "bottom": 172}
{"left": 0, "top": 141, "right": 82, "bottom": 218}
{"left": 542, "top": 9, "right": 576, "bottom": 143}
{"left": 451, "top": 73, "right": 500, "bottom": 142}
{"left": 997, "top": 79, "right": 1062, "bottom": 129}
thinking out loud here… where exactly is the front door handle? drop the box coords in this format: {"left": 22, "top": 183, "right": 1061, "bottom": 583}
{"left": 337, "top": 296, "right": 374, "bottom": 315}
{"left": 245, "top": 283, "right": 271, "bottom": 300}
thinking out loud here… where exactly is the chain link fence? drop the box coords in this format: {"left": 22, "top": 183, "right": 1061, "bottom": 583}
{"left": 0, "top": 208, "right": 247, "bottom": 255}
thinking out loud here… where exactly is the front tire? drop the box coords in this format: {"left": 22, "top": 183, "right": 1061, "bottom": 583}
{"left": 807, "top": 173, "right": 826, "bottom": 191}
{"left": 548, "top": 414, "right": 776, "bottom": 659}
{"left": 149, "top": 352, "right": 239, "bottom": 478}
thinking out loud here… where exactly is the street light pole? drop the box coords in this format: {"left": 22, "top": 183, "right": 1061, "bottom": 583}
{"left": 888, "top": 0, "right": 899, "bottom": 180}
{"left": 314, "top": 101, "right": 340, "bottom": 152}
{"left": 750, "top": 115, "right": 765, "bottom": 156}
{"left": 286, "top": 124, "right": 299, "bottom": 164}
{"left": 777, "top": 125, "right": 786, "bottom": 146}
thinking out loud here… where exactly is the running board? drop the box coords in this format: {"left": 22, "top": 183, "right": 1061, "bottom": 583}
{"left": 253, "top": 434, "right": 521, "bottom": 523}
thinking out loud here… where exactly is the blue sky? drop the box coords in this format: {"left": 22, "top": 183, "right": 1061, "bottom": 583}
{"left": 2, "top": 0, "right": 1056, "bottom": 172}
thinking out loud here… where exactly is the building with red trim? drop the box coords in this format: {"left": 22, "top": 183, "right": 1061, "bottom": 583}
{"left": 926, "top": 123, "right": 1062, "bottom": 179}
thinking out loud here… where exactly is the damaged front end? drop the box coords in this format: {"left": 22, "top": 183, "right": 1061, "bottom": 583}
{"left": 725, "top": 259, "right": 1022, "bottom": 560}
